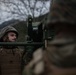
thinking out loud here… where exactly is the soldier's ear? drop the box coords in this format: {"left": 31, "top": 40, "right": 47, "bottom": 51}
{"left": 3, "top": 34, "right": 8, "bottom": 42}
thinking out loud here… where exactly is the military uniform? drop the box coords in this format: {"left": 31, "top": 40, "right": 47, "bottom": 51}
{"left": 0, "top": 48, "right": 22, "bottom": 75}
{"left": 0, "top": 26, "right": 23, "bottom": 75}
{"left": 23, "top": 0, "right": 76, "bottom": 75}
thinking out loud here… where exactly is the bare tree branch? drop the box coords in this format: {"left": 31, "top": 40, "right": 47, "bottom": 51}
{"left": 0, "top": 0, "right": 50, "bottom": 21}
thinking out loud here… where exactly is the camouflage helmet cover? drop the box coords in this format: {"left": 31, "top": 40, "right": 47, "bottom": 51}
{"left": 0, "top": 26, "right": 18, "bottom": 39}
{"left": 46, "top": 0, "right": 76, "bottom": 68}
{"left": 47, "top": 0, "right": 76, "bottom": 25}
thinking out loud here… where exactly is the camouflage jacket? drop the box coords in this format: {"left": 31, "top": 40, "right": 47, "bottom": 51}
{"left": 0, "top": 47, "right": 23, "bottom": 75}
{"left": 23, "top": 38, "right": 76, "bottom": 75}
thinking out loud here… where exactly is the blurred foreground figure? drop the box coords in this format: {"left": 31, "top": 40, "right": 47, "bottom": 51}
{"left": 23, "top": 0, "right": 76, "bottom": 75}
{"left": 0, "top": 26, "right": 23, "bottom": 75}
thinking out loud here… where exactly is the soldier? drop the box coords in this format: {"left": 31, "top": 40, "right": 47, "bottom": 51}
{"left": 23, "top": 0, "right": 76, "bottom": 75}
{"left": 0, "top": 26, "right": 23, "bottom": 75}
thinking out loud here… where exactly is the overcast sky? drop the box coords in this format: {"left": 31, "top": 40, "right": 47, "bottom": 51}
{"left": 0, "top": 0, "right": 50, "bottom": 24}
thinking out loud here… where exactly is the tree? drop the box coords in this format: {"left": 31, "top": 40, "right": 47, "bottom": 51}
{"left": 0, "top": 0, "right": 50, "bottom": 21}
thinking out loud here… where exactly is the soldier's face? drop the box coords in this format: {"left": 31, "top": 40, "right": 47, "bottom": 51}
{"left": 7, "top": 32, "right": 17, "bottom": 42}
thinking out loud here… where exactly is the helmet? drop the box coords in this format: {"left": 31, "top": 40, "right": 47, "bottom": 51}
{"left": 46, "top": 0, "right": 76, "bottom": 68}
{"left": 47, "top": 0, "right": 76, "bottom": 26}
{"left": 0, "top": 26, "right": 18, "bottom": 40}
